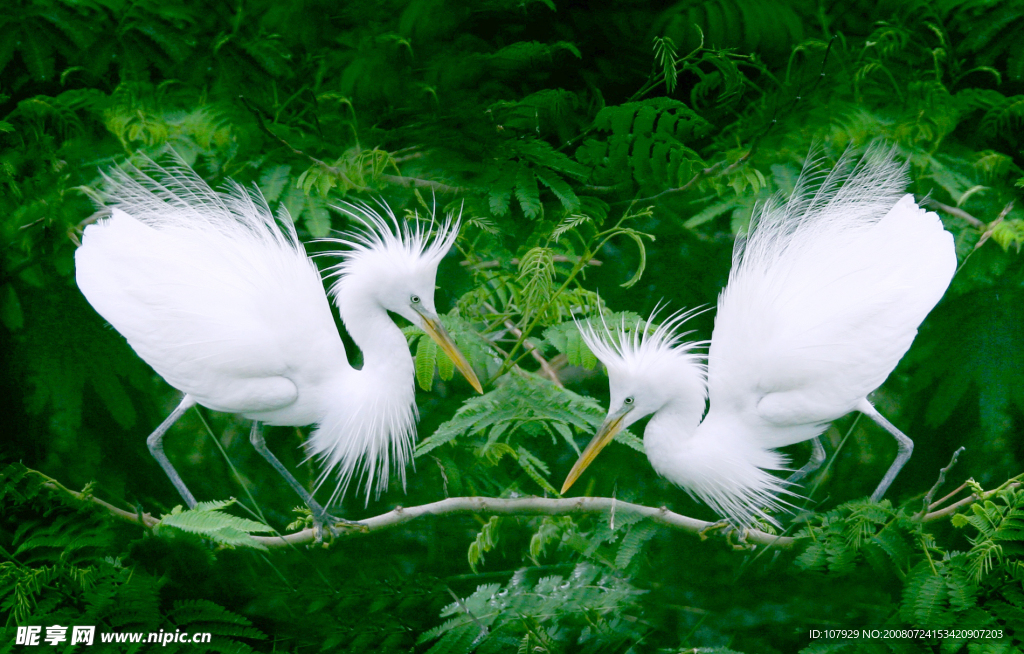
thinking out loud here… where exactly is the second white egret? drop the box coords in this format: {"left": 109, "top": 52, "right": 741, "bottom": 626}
{"left": 561, "top": 147, "right": 956, "bottom": 527}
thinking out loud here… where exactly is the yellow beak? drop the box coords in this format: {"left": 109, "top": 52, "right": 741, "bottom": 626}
{"left": 418, "top": 311, "right": 484, "bottom": 394}
{"left": 560, "top": 407, "right": 629, "bottom": 494}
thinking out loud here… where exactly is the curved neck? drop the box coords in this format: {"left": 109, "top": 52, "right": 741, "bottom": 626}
{"left": 337, "top": 289, "right": 413, "bottom": 374}
{"left": 306, "top": 286, "right": 417, "bottom": 506}
{"left": 643, "top": 397, "right": 704, "bottom": 480}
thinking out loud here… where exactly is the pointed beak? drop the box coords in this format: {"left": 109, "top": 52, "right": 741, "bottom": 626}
{"left": 561, "top": 405, "right": 632, "bottom": 494}
{"left": 416, "top": 309, "right": 484, "bottom": 394}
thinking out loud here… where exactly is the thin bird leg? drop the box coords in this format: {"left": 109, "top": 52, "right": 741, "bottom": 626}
{"left": 786, "top": 437, "right": 826, "bottom": 484}
{"left": 248, "top": 423, "right": 363, "bottom": 538}
{"left": 147, "top": 395, "right": 199, "bottom": 509}
{"left": 857, "top": 399, "right": 914, "bottom": 502}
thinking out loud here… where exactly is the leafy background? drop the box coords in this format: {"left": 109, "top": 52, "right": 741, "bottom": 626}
{"left": 2, "top": 0, "right": 1024, "bottom": 651}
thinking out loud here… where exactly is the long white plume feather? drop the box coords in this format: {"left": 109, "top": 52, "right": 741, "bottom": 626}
{"left": 101, "top": 154, "right": 301, "bottom": 254}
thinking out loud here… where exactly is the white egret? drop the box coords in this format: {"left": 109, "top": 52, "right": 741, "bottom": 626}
{"left": 561, "top": 147, "right": 957, "bottom": 528}
{"left": 75, "top": 158, "right": 482, "bottom": 534}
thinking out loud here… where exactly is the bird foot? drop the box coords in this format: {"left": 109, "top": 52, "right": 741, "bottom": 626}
{"left": 698, "top": 520, "right": 753, "bottom": 550}
{"left": 289, "top": 507, "right": 368, "bottom": 544}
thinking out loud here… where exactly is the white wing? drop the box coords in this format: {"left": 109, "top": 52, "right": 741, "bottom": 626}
{"left": 708, "top": 153, "right": 955, "bottom": 447}
{"left": 75, "top": 163, "right": 349, "bottom": 422}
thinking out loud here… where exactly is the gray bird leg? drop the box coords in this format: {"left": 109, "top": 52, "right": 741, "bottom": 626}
{"left": 147, "top": 394, "right": 199, "bottom": 509}
{"left": 857, "top": 399, "right": 914, "bottom": 502}
{"left": 787, "top": 437, "right": 826, "bottom": 484}
{"left": 248, "top": 423, "right": 363, "bottom": 539}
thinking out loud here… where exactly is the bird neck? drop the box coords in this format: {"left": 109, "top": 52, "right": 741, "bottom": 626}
{"left": 643, "top": 396, "right": 704, "bottom": 480}
{"left": 338, "top": 292, "right": 414, "bottom": 375}
{"left": 305, "top": 291, "right": 418, "bottom": 506}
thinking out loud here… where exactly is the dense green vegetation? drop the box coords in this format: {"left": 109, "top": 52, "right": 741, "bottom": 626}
{"left": 2, "top": 0, "right": 1024, "bottom": 651}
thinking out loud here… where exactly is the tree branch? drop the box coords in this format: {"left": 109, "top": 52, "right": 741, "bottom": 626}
{"left": 42, "top": 481, "right": 159, "bottom": 529}
{"left": 256, "top": 497, "right": 797, "bottom": 549}
{"left": 378, "top": 173, "right": 463, "bottom": 194}
{"left": 916, "top": 446, "right": 965, "bottom": 520}
{"left": 920, "top": 481, "right": 1021, "bottom": 522}
{"left": 922, "top": 198, "right": 986, "bottom": 228}
{"left": 39, "top": 477, "right": 794, "bottom": 550}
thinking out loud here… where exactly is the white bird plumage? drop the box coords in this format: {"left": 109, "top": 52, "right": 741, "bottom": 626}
{"left": 75, "top": 157, "right": 481, "bottom": 532}
{"left": 561, "top": 146, "right": 957, "bottom": 528}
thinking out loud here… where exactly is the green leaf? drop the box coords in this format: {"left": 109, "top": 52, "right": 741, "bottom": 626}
{"left": 489, "top": 167, "right": 516, "bottom": 216}
{"left": 416, "top": 334, "right": 439, "bottom": 391}
{"left": 515, "top": 166, "right": 542, "bottom": 219}
{"left": 517, "top": 446, "right": 559, "bottom": 495}
{"left": 534, "top": 167, "right": 580, "bottom": 213}
{"left": 436, "top": 345, "right": 455, "bottom": 381}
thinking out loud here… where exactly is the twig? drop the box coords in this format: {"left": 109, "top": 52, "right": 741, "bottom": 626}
{"left": 378, "top": 174, "right": 463, "bottom": 194}
{"left": 929, "top": 481, "right": 968, "bottom": 512}
{"left": 916, "top": 446, "right": 965, "bottom": 520}
{"left": 483, "top": 302, "right": 563, "bottom": 386}
{"left": 920, "top": 482, "right": 1021, "bottom": 522}
{"left": 42, "top": 481, "right": 159, "bottom": 529}
{"left": 922, "top": 198, "right": 986, "bottom": 228}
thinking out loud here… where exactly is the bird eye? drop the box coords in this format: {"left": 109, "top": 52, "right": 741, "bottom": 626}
{"left": 624, "top": 397, "right": 634, "bottom": 405}
{"left": 410, "top": 295, "right": 421, "bottom": 304}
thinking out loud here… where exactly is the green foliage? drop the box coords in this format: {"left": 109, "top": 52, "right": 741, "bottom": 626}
{"left": 792, "top": 485, "right": 1024, "bottom": 646}
{"left": 415, "top": 373, "right": 642, "bottom": 497}
{"left": 156, "top": 500, "right": 273, "bottom": 551}
{"left": 577, "top": 98, "right": 711, "bottom": 191}
{"left": 542, "top": 311, "right": 651, "bottom": 370}
{"left": 0, "top": 465, "right": 264, "bottom": 650}
{"left": 417, "top": 563, "right": 646, "bottom": 654}
{"left": 2, "top": 0, "right": 1023, "bottom": 651}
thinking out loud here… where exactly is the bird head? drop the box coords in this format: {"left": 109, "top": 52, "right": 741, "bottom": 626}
{"left": 325, "top": 201, "right": 483, "bottom": 393}
{"left": 561, "top": 309, "right": 707, "bottom": 493}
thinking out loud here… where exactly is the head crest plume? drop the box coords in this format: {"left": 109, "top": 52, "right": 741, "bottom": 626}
{"left": 320, "top": 200, "right": 461, "bottom": 298}
{"left": 577, "top": 305, "right": 709, "bottom": 391}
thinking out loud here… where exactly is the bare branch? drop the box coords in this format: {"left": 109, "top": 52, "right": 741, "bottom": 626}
{"left": 921, "top": 482, "right": 1021, "bottom": 522}
{"left": 42, "top": 481, "right": 159, "bottom": 529}
{"left": 39, "top": 477, "right": 794, "bottom": 550}
{"left": 922, "top": 198, "right": 985, "bottom": 228}
{"left": 257, "top": 497, "right": 795, "bottom": 549}
{"left": 916, "top": 446, "right": 965, "bottom": 520}
{"left": 378, "top": 174, "right": 463, "bottom": 194}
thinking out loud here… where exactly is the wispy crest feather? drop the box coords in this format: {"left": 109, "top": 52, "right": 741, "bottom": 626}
{"left": 577, "top": 306, "right": 709, "bottom": 389}
{"left": 321, "top": 200, "right": 461, "bottom": 299}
